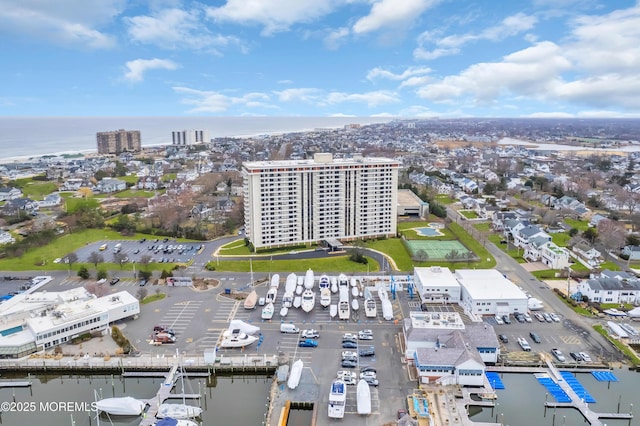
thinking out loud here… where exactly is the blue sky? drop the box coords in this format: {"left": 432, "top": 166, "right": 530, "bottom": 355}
{"left": 2, "top": 0, "right": 640, "bottom": 118}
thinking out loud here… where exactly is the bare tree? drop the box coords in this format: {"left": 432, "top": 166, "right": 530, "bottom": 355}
{"left": 65, "top": 252, "right": 78, "bottom": 267}
{"left": 113, "top": 252, "right": 127, "bottom": 268}
{"left": 85, "top": 281, "right": 108, "bottom": 297}
{"left": 541, "top": 210, "right": 558, "bottom": 226}
{"left": 136, "top": 288, "right": 148, "bottom": 300}
{"left": 597, "top": 219, "right": 626, "bottom": 253}
{"left": 139, "top": 254, "right": 152, "bottom": 269}
{"left": 88, "top": 251, "right": 104, "bottom": 268}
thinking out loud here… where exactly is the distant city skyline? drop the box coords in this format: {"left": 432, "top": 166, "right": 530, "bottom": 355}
{"left": 2, "top": 1, "right": 640, "bottom": 118}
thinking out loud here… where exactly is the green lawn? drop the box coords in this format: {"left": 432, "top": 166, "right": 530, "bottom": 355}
{"left": 62, "top": 197, "right": 101, "bottom": 213}
{"left": 460, "top": 210, "right": 478, "bottom": 219}
{"left": 141, "top": 293, "right": 166, "bottom": 304}
{"left": 598, "top": 261, "right": 620, "bottom": 271}
{"left": 218, "top": 240, "right": 250, "bottom": 255}
{"left": 18, "top": 181, "right": 58, "bottom": 199}
{"left": 551, "top": 233, "right": 571, "bottom": 246}
{"left": 209, "top": 256, "right": 378, "bottom": 273}
{"left": 112, "top": 189, "right": 159, "bottom": 198}
{"left": 119, "top": 175, "right": 139, "bottom": 184}
{"left": 365, "top": 238, "right": 413, "bottom": 271}
{"left": 565, "top": 218, "right": 590, "bottom": 231}
{"left": 435, "top": 194, "right": 455, "bottom": 205}
{"left": 473, "top": 223, "right": 491, "bottom": 232}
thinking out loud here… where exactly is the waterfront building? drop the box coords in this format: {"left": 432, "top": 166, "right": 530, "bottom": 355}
{"left": 413, "top": 266, "right": 461, "bottom": 304}
{"left": 242, "top": 153, "right": 399, "bottom": 249}
{"left": 172, "top": 129, "right": 209, "bottom": 145}
{"left": 0, "top": 284, "right": 139, "bottom": 358}
{"left": 96, "top": 129, "right": 141, "bottom": 155}
{"left": 455, "top": 269, "right": 528, "bottom": 317}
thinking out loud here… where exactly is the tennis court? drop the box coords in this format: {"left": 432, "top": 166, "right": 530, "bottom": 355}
{"left": 405, "top": 239, "right": 471, "bottom": 260}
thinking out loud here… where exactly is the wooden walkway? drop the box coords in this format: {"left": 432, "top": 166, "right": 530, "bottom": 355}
{"left": 139, "top": 364, "right": 180, "bottom": 426}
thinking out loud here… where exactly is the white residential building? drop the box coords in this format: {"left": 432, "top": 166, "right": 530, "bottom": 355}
{"left": 172, "top": 129, "right": 209, "bottom": 145}
{"left": 456, "top": 269, "right": 528, "bottom": 316}
{"left": 242, "top": 153, "right": 399, "bottom": 249}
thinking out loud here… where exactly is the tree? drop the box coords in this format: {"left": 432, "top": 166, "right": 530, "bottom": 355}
{"left": 445, "top": 250, "right": 460, "bottom": 262}
{"left": 77, "top": 187, "right": 93, "bottom": 199}
{"left": 77, "top": 266, "right": 90, "bottom": 279}
{"left": 97, "top": 269, "right": 108, "bottom": 280}
{"left": 568, "top": 228, "right": 579, "bottom": 237}
{"left": 65, "top": 252, "right": 78, "bottom": 267}
{"left": 138, "top": 270, "right": 152, "bottom": 281}
{"left": 415, "top": 249, "right": 429, "bottom": 262}
{"left": 113, "top": 252, "right": 127, "bottom": 268}
{"left": 626, "top": 234, "right": 640, "bottom": 247}
{"left": 139, "top": 254, "right": 152, "bottom": 269}
{"left": 136, "top": 288, "right": 148, "bottom": 300}
{"left": 597, "top": 219, "right": 626, "bottom": 253}
{"left": 583, "top": 227, "right": 598, "bottom": 244}
{"left": 88, "top": 251, "right": 104, "bottom": 268}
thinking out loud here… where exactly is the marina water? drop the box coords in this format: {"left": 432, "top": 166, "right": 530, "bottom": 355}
{"left": 0, "top": 373, "right": 271, "bottom": 426}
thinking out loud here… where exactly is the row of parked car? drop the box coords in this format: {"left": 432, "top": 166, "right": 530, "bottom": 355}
{"left": 495, "top": 311, "right": 560, "bottom": 325}
{"left": 341, "top": 331, "right": 376, "bottom": 368}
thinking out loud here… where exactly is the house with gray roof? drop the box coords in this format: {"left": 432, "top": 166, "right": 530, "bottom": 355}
{"left": 577, "top": 274, "right": 640, "bottom": 304}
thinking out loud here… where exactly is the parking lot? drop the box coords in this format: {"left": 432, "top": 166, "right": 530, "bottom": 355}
{"left": 70, "top": 239, "right": 206, "bottom": 266}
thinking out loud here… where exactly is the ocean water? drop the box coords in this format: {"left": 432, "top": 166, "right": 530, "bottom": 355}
{"left": 0, "top": 116, "right": 388, "bottom": 161}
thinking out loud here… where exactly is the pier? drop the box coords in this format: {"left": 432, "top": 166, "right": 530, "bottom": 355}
{"left": 0, "top": 381, "right": 31, "bottom": 388}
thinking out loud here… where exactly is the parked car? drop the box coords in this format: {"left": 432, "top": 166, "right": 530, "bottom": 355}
{"left": 549, "top": 313, "right": 561, "bottom": 322}
{"left": 109, "top": 277, "right": 120, "bottom": 285}
{"left": 343, "top": 333, "right": 358, "bottom": 341}
{"left": 579, "top": 352, "right": 592, "bottom": 362}
{"left": 569, "top": 352, "right": 582, "bottom": 362}
{"left": 139, "top": 280, "right": 147, "bottom": 287}
{"left": 360, "top": 366, "right": 377, "bottom": 374}
{"left": 358, "top": 330, "right": 373, "bottom": 340}
{"left": 361, "top": 376, "right": 379, "bottom": 386}
{"left": 551, "top": 348, "right": 566, "bottom": 362}
{"left": 341, "top": 359, "right": 357, "bottom": 368}
{"left": 342, "top": 351, "right": 358, "bottom": 360}
{"left": 534, "top": 312, "right": 545, "bottom": 322}
{"left": 498, "top": 334, "right": 509, "bottom": 343}
{"left": 342, "top": 341, "right": 358, "bottom": 349}
{"left": 495, "top": 315, "right": 504, "bottom": 325}
{"left": 298, "top": 339, "right": 318, "bottom": 348}
{"left": 153, "top": 326, "right": 175, "bottom": 335}
{"left": 301, "top": 329, "right": 320, "bottom": 339}
{"left": 523, "top": 313, "right": 533, "bottom": 323}
{"left": 337, "top": 370, "right": 356, "bottom": 385}
{"left": 360, "top": 371, "right": 377, "bottom": 381}
{"left": 542, "top": 313, "right": 553, "bottom": 323}
{"left": 514, "top": 312, "right": 525, "bottom": 323}
{"left": 502, "top": 314, "right": 512, "bottom": 324}
{"left": 397, "top": 409, "right": 408, "bottom": 420}
{"left": 517, "top": 337, "right": 531, "bottom": 351}
{"left": 359, "top": 346, "right": 375, "bottom": 357}
{"left": 529, "top": 332, "right": 541, "bottom": 343}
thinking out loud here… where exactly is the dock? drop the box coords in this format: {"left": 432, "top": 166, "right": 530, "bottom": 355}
{"left": 0, "top": 381, "right": 31, "bottom": 388}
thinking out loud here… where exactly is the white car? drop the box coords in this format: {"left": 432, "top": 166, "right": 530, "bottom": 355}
{"left": 337, "top": 370, "right": 357, "bottom": 385}
{"left": 301, "top": 329, "right": 320, "bottom": 339}
{"left": 549, "top": 313, "right": 561, "bottom": 322}
{"left": 360, "top": 371, "right": 377, "bottom": 381}
{"left": 523, "top": 313, "right": 532, "bottom": 323}
{"left": 341, "top": 351, "right": 358, "bottom": 360}
{"left": 495, "top": 315, "right": 504, "bottom": 325}
{"left": 343, "top": 333, "right": 358, "bottom": 340}
{"left": 551, "top": 348, "right": 566, "bottom": 362}
{"left": 53, "top": 257, "right": 62, "bottom": 264}
{"left": 358, "top": 330, "right": 373, "bottom": 340}
{"left": 579, "top": 352, "right": 592, "bottom": 362}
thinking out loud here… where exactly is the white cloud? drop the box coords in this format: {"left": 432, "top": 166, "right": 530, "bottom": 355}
{"left": 173, "top": 86, "right": 274, "bottom": 113}
{"left": 0, "top": 0, "right": 122, "bottom": 48}
{"left": 206, "top": 0, "right": 338, "bottom": 35}
{"left": 123, "top": 59, "right": 180, "bottom": 82}
{"left": 324, "top": 27, "right": 350, "bottom": 50}
{"left": 414, "top": 12, "right": 537, "bottom": 61}
{"left": 325, "top": 90, "right": 400, "bottom": 107}
{"left": 352, "top": 0, "right": 440, "bottom": 34}
{"left": 274, "top": 88, "right": 323, "bottom": 103}
{"left": 126, "top": 8, "right": 243, "bottom": 51}
{"left": 366, "top": 66, "right": 431, "bottom": 82}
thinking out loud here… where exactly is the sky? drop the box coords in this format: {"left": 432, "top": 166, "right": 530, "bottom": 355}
{"left": 2, "top": 0, "right": 640, "bottom": 118}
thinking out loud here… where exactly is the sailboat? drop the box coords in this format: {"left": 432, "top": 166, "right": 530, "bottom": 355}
{"left": 158, "top": 359, "right": 203, "bottom": 420}
{"left": 301, "top": 288, "right": 316, "bottom": 313}
{"left": 261, "top": 302, "right": 274, "bottom": 320}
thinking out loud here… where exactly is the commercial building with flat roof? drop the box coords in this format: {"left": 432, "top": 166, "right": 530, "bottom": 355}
{"left": 96, "top": 129, "right": 141, "bottom": 154}
{"left": 242, "top": 153, "right": 400, "bottom": 249}
{"left": 455, "top": 269, "right": 528, "bottom": 316}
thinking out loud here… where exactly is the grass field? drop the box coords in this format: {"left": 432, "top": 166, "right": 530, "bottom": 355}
{"left": 18, "top": 181, "right": 58, "bottom": 199}
{"left": 210, "top": 255, "right": 378, "bottom": 273}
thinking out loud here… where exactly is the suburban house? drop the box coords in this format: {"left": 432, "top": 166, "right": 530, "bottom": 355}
{"left": 94, "top": 178, "right": 127, "bottom": 193}
{"left": 572, "top": 240, "right": 603, "bottom": 268}
{"left": 513, "top": 225, "right": 551, "bottom": 249}
{"left": 0, "top": 231, "right": 15, "bottom": 245}
{"left": 577, "top": 274, "right": 640, "bottom": 304}
{"left": 539, "top": 242, "right": 572, "bottom": 269}
{"left": 37, "top": 193, "right": 62, "bottom": 208}
{"left": 0, "top": 187, "right": 23, "bottom": 201}
{"left": 622, "top": 245, "right": 640, "bottom": 261}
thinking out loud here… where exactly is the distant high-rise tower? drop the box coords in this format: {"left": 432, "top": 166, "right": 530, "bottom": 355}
{"left": 96, "top": 129, "right": 141, "bottom": 154}
{"left": 172, "top": 130, "right": 209, "bottom": 145}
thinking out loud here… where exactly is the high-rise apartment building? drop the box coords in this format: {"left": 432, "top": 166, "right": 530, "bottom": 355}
{"left": 172, "top": 130, "right": 209, "bottom": 145}
{"left": 243, "top": 153, "right": 399, "bottom": 249}
{"left": 96, "top": 129, "right": 141, "bottom": 155}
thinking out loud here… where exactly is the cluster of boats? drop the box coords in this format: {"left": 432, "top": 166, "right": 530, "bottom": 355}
{"left": 327, "top": 377, "right": 372, "bottom": 419}
{"left": 252, "top": 270, "right": 393, "bottom": 322}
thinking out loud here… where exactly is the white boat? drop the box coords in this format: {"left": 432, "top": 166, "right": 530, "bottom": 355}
{"left": 330, "top": 277, "right": 338, "bottom": 293}
{"left": 351, "top": 286, "right": 359, "bottom": 298}
{"left": 293, "top": 296, "right": 302, "bottom": 308}
{"left": 280, "top": 306, "right": 289, "bottom": 317}
{"left": 287, "top": 359, "right": 303, "bottom": 390}
{"left": 608, "top": 321, "right": 629, "bottom": 338}
{"left": 338, "top": 273, "right": 349, "bottom": 289}
{"left": 95, "top": 396, "right": 146, "bottom": 416}
{"left": 528, "top": 297, "right": 544, "bottom": 311}
{"left": 328, "top": 379, "right": 346, "bottom": 419}
{"left": 356, "top": 379, "right": 371, "bottom": 415}
{"left": 270, "top": 273, "right": 280, "bottom": 289}
{"left": 266, "top": 287, "right": 278, "bottom": 304}
{"left": 320, "top": 288, "right": 331, "bottom": 308}
{"left": 154, "top": 418, "right": 199, "bottom": 426}
{"left": 329, "top": 304, "right": 338, "bottom": 318}
{"left": 350, "top": 277, "right": 358, "bottom": 287}
{"left": 282, "top": 293, "right": 293, "bottom": 308}
{"left": 604, "top": 308, "right": 628, "bottom": 317}
{"left": 351, "top": 299, "right": 359, "bottom": 311}
{"left": 378, "top": 286, "right": 393, "bottom": 320}
{"left": 304, "top": 268, "right": 315, "bottom": 289}
{"left": 285, "top": 273, "right": 297, "bottom": 293}
{"left": 301, "top": 289, "right": 315, "bottom": 313}
{"left": 157, "top": 403, "right": 202, "bottom": 420}
{"left": 220, "top": 330, "right": 258, "bottom": 348}
{"left": 297, "top": 275, "right": 304, "bottom": 286}
{"left": 243, "top": 289, "right": 258, "bottom": 310}
{"left": 319, "top": 275, "right": 330, "bottom": 289}
{"left": 228, "top": 319, "right": 260, "bottom": 335}
{"left": 364, "top": 298, "right": 377, "bottom": 318}
{"left": 295, "top": 284, "right": 303, "bottom": 296}
{"left": 261, "top": 302, "right": 274, "bottom": 320}
{"left": 339, "top": 287, "right": 350, "bottom": 320}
